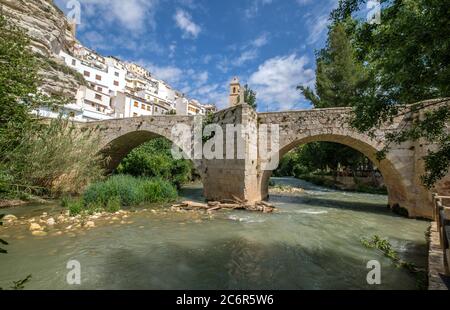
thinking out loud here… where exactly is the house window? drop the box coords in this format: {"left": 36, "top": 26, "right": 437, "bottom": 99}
{"left": 72, "top": 59, "right": 76, "bottom": 66}
{"left": 115, "top": 72, "right": 119, "bottom": 77}
{"left": 233, "top": 87, "right": 236, "bottom": 93}
{"left": 147, "top": 106, "right": 151, "bottom": 111}
{"left": 133, "top": 113, "right": 138, "bottom": 117}
{"left": 97, "top": 87, "right": 102, "bottom": 92}
{"left": 84, "top": 71, "right": 90, "bottom": 77}
{"left": 96, "top": 75, "right": 102, "bottom": 81}
{"left": 134, "top": 101, "right": 139, "bottom": 107}
{"left": 141, "top": 104, "right": 145, "bottom": 110}
{"left": 114, "top": 81, "right": 119, "bottom": 86}
{"left": 95, "top": 94, "right": 102, "bottom": 100}
{"left": 155, "top": 107, "right": 158, "bottom": 112}
{"left": 69, "top": 112, "right": 75, "bottom": 118}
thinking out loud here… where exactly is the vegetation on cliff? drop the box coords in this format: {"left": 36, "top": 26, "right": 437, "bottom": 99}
{"left": 0, "top": 14, "right": 104, "bottom": 200}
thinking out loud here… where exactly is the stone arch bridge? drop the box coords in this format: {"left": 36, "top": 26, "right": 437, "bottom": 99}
{"left": 78, "top": 103, "right": 450, "bottom": 219}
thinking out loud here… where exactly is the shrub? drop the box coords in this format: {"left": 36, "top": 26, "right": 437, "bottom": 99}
{"left": 67, "top": 198, "right": 83, "bottom": 216}
{"left": 106, "top": 196, "right": 121, "bottom": 213}
{"left": 83, "top": 175, "right": 177, "bottom": 208}
{"left": 117, "top": 138, "right": 193, "bottom": 188}
{"left": 2, "top": 118, "right": 105, "bottom": 198}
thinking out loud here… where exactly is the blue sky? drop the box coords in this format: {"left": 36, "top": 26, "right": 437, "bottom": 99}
{"left": 54, "top": 0, "right": 340, "bottom": 111}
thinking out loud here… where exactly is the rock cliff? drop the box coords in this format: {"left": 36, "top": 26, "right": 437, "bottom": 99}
{"left": 0, "top": 0, "right": 85, "bottom": 97}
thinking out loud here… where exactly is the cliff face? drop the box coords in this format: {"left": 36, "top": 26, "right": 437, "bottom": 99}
{"left": 0, "top": 0, "right": 84, "bottom": 97}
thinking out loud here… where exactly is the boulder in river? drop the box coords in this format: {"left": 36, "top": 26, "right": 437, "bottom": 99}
{"left": 46, "top": 218, "right": 56, "bottom": 226}
{"left": 84, "top": 221, "right": 95, "bottom": 228}
{"left": 32, "top": 231, "right": 48, "bottom": 237}
{"left": 29, "top": 223, "right": 43, "bottom": 231}
{"left": 3, "top": 214, "right": 18, "bottom": 222}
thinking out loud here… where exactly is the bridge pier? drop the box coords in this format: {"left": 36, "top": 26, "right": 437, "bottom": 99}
{"left": 201, "top": 104, "right": 263, "bottom": 203}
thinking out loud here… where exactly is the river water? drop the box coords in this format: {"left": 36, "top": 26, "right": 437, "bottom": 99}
{"left": 0, "top": 177, "right": 429, "bottom": 290}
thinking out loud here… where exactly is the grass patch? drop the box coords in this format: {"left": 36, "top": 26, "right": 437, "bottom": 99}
{"left": 63, "top": 175, "right": 178, "bottom": 215}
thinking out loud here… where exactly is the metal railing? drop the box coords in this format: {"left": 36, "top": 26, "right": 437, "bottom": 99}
{"left": 432, "top": 193, "right": 450, "bottom": 275}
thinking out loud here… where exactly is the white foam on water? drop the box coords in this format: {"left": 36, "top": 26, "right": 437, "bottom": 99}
{"left": 293, "top": 209, "right": 328, "bottom": 215}
{"left": 228, "top": 215, "right": 265, "bottom": 223}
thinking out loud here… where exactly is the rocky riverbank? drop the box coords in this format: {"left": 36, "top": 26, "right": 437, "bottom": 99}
{"left": 0, "top": 198, "right": 276, "bottom": 238}
{"left": 1, "top": 209, "right": 142, "bottom": 237}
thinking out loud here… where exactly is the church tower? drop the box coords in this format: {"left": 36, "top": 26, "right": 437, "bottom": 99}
{"left": 229, "top": 77, "right": 244, "bottom": 107}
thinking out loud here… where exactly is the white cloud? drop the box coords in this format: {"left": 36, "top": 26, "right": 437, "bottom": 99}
{"left": 236, "top": 50, "right": 258, "bottom": 66}
{"left": 216, "top": 33, "right": 270, "bottom": 71}
{"left": 251, "top": 33, "right": 269, "bottom": 48}
{"left": 245, "top": 0, "right": 273, "bottom": 18}
{"left": 145, "top": 63, "right": 184, "bottom": 85}
{"left": 296, "top": 0, "right": 313, "bottom": 6}
{"left": 306, "top": 14, "right": 329, "bottom": 44}
{"left": 56, "top": 0, "right": 158, "bottom": 32}
{"left": 302, "top": 0, "right": 339, "bottom": 45}
{"left": 168, "top": 42, "right": 177, "bottom": 58}
{"left": 174, "top": 9, "right": 201, "bottom": 39}
{"left": 249, "top": 54, "right": 315, "bottom": 110}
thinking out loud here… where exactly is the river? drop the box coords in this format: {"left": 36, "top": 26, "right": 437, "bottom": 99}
{"left": 0, "top": 177, "right": 429, "bottom": 290}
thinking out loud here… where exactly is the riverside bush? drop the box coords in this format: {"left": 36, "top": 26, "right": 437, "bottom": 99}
{"left": 83, "top": 175, "right": 178, "bottom": 208}
{"left": 117, "top": 138, "right": 193, "bottom": 188}
{"left": 0, "top": 15, "right": 104, "bottom": 199}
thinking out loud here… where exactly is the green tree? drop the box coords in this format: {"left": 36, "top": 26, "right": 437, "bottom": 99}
{"left": 299, "top": 22, "right": 366, "bottom": 108}
{"left": 0, "top": 14, "right": 103, "bottom": 198}
{"left": 330, "top": 0, "right": 450, "bottom": 188}
{"left": 295, "top": 21, "right": 368, "bottom": 178}
{"left": 243, "top": 84, "right": 257, "bottom": 109}
{"left": 117, "top": 138, "right": 193, "bottom": 189}
{"left": 0, "top": 14, "right": 58, "bottom": 151}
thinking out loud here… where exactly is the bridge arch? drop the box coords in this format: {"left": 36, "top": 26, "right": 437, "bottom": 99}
{"left": 85, "top": 116, "right": 201, "bottom": 177}
{"left": 259, "top": 131, "right": 410, "bottom": 214}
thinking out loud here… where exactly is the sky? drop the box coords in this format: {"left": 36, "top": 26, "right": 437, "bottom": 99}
{"left": 54, "top": 0, "right": 341, "bottom": 111}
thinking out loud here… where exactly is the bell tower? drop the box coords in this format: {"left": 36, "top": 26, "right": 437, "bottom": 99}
{"left": 229, "top": 77, "right": 243, "bottom": 107}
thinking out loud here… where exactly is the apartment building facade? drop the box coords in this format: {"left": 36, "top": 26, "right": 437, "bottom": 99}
{"left": 38, "top": 42, "right": 215, "bottom": 121}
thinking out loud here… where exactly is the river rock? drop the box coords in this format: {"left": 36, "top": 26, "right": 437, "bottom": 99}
{"left": 32, "top": 231, "right": 48, "bottom": 237}
{"left": 84, "top": 221, "right": 95, "bottom": 228}
{"left": 46, "top": 218, "right": 56, "bottom": 226}
{"left": 3, "top": 214, "right": 18, "bottom": 222}
{"left": 29, "top": 223, "right": 43, "bottom": 231}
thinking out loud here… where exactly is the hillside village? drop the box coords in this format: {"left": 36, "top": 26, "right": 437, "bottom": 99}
{"left": 0, "top": 0, "right": 216, "bottom": 122}
{"left": 38, "top": 39, "right": 216, "bottom": 122}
